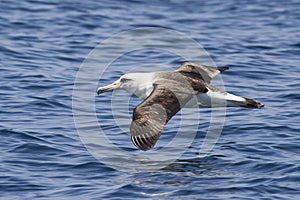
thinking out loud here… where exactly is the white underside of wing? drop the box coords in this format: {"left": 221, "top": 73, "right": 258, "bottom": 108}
{"left": 186, "top": 88, "right": 246, "bottom": 108}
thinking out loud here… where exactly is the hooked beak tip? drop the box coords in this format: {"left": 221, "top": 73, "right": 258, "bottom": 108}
{"left": 96, "top": 87, "right": 106, "bottom": 95}
{"left": 97, "top": 80, "right": 121, "bottom": 95}
{"left": 96, "top": 83, "right": 118, "bottom": 95}
{"left": 96, "top": 87, "right": 110, "bottom": 95}
{"left": 96, "top": 89, "right": 102, "bottom": 95}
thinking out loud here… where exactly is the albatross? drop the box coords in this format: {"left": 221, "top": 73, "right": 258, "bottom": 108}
{"left": 97, "top": 62, "right": 264, "bottom": 151}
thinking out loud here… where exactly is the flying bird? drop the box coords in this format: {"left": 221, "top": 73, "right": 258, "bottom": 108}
{"left": 97, "top": 62, "right": 264, "bottom": 151}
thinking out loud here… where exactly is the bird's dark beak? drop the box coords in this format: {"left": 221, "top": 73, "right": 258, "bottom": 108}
{"left": 96, "top": 80, "right": 121, "bottom": 95}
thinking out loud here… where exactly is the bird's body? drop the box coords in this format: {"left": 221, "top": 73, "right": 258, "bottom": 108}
{"left": 97, "top": 62, "right": 264, "bottom": 151}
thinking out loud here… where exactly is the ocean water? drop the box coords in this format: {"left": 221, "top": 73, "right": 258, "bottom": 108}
{"left": 1, "top": 0, "right": 299, "bottom": 199}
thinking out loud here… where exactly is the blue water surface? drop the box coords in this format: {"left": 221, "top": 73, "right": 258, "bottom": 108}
{"left": 1, "top": 0, "right": 299, "bottom": 199}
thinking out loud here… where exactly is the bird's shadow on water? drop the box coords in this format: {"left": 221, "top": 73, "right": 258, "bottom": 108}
{"left": 116, "top": 154, "right": 232, "bottom": 196}
{"left": 161, "top": 155, "right": 226, "bottom": 174}
{"left": 123, "top": 151, "right": 228, "bottom": 176}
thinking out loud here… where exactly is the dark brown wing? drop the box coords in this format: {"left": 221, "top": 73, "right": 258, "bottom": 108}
{"left": 175, "top": 62, "right": 229, "bottom": 83}
{"left": 130, "top": 83, "right": 194, "bottom": 151}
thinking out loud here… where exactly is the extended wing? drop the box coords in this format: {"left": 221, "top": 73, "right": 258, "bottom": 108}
{"left": 130, "top": 80, "right": 195, "bottom": 151}
{"left": 175, "top": 62, "right": 229, "bottom": 83}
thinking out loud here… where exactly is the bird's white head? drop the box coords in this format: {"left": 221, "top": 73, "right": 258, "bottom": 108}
{"left": 97, "top": 73, "right": 153, "bottom": 96}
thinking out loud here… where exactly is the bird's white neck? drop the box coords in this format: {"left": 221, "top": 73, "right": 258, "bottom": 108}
{"left": 122, "top": 73, "right": 155, "bottom": 99}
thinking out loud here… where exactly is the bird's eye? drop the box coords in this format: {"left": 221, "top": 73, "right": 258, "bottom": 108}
{"left": 120, "top": 78, "right": 130, "bottom": 83}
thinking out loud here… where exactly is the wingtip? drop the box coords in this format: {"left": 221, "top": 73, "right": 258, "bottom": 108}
{"left": 217, "top": 66, "right": 229, "bottom": 72}
{"left": 244, "top": 98, "right": 264, "bottom": 109}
